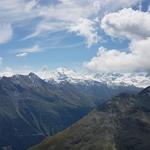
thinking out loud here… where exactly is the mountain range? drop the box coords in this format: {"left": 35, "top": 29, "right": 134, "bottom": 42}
{"left": 0, "top": 71, "right": 140, "bottom": 150}
{"left": 29, "top": 86, "right": 150, "bottom": 150}
{"left": 2, "top": 67, "right": 150, "bottom": 88}
{"left": 41, "top": 67, "right": 150, "bottom": 88}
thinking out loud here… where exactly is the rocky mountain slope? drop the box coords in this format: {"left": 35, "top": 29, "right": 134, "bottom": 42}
{"left": 0, "top": 72, "right": 140, "bottom": 150}
{"left": 29, "top": 86, "right": 150, "bottom": 150}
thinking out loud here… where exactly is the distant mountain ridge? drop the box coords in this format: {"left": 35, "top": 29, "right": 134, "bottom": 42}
{"left": 0, "top": 72, "right": 140, "bottom": 150}
{"left": 45, "top": 68, "right": 150, "bottom": 88}
{"left": 1, "top": 67, "right": 150, "bottom": 88}
{"left": 29, "top": 86, "right": 150, "bottom": 150}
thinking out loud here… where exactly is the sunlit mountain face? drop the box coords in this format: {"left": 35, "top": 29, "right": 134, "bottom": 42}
{"left": 0, "top": 0, "right": 150, "bottom": 150}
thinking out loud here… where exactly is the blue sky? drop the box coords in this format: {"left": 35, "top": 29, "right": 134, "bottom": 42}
{"left": 0, "top": 0, "right": 150, "bottom": 75}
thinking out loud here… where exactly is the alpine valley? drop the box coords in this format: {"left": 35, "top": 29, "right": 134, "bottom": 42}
{"left": 29, "top": 86, "right": 150, "bottom": 150}
{"left": 0, "top": 68, "right": 141, "bottom": 150}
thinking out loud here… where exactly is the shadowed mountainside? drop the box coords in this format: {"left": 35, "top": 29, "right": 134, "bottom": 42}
{"left": 0, "top": 73, "right": 140, "bottom": 150}
{"left": 29, "top": 86, "right": 150, "bottom": 150}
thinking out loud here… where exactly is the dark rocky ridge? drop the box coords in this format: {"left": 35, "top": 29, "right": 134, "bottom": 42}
{"left": 29, "top": 87, "right": 150, "bottom": 150}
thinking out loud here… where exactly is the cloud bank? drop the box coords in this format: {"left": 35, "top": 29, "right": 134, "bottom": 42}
{"left": 86, "top": 8, "right": 150, "bottom": 73}
{"left": 101, "top": 8, "right": 150, "bottom": 40}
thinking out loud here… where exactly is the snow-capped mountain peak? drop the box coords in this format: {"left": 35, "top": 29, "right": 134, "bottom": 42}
{"left": 47, "top": 67, "right": 90, "bottom": 83}
{"left": 0, "top": 67, "right": 149, "bottom": 88}
{"left": 45, "top": 68, "right": 150, "bottom": 88}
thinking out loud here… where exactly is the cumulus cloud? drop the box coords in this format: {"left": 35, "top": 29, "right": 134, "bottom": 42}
{"left": 86, "top": 38, "right": 150, "bottom": 72}
{"left": 86, "top": 8, "right": 150, "bottom": 73}
{"left": 16, "top": 45, "right": 41, "bottom": 57}
{"left": 101, "top": 8, "right": 150, "bottom": 40}
{"left": 0, "top": 24, "right": 13, "bottom": 44}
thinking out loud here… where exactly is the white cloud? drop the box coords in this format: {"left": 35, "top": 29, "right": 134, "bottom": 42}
{"left": 16, "top": 45, "right": 41, "bottom": 57}
{"left": 69, "top": 18, "right": 100, "bottom": 47}
{"left": 86, "top": 8, "right": 150, "bottom": 73}
{"left": 0, "top": 66, "right": 32, "bottom": 77}
{"left": 23, "top": 21, "right": 68, "bottom": 40}
{"left": 0, "top": 67, "right": 15, "bottom": 77}
{"left": 0, "top": 0, "right": 39, "bottom": 23}
{"left": 0, "top": 0, "right": 140, "bottom": 46}
{"left": 86, "top": 38, "right": 150, "bottom": 72}
{"left": 16, "top": 53, "right": 28, "bottom": 57}
{"left": 0, "top": 57, "right": 3, "bottom": 64}
{"left": 86, "top": 37, "right": 150, "bottom": 73}
{"left": 22, "top": 0, "right": 140, "bottom": 46}
{"left": 0, "top": 0, "right": 39, "bottom": 44}
{"left": 0, "top": 24, "right": 13, "bottom": 44}
{"left": 25, "top": 0, "right": 39, "bottom": 12}
{"left": 101, "top": 8, "right": 150, "bottom": 40}
{"left": 0, "top": 66, "right": 51, "bottom": 79}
